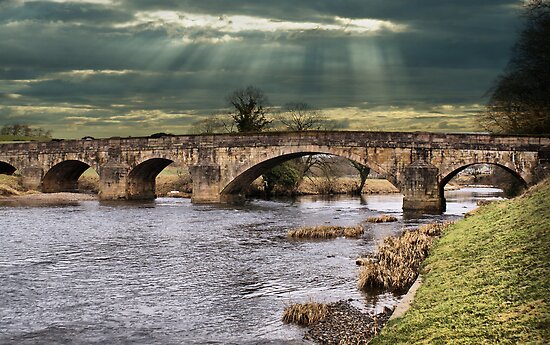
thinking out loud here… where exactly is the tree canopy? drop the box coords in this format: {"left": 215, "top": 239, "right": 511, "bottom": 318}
{"left": 482, "top": 0, "right": 550, "bottom": 134}
{"left": 0, "top": 124, "right": 52, "bottom": 138}
{"left": 227, "top": 86, "right": 271, "bottom": 132}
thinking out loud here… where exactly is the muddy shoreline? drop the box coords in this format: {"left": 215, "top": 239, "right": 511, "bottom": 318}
{"left": 0, "top": 192, "right": 97, "bottom": 206}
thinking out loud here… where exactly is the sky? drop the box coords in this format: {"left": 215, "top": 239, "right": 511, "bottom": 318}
{"left": 0, "top": 0, "right": 524, "bottom": 138}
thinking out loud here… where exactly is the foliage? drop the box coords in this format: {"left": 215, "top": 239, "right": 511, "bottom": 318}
{"left": 482, "top": 1, "right": 550, "bottom": 134}
{"left": 0, "top": 123, "right": 52, "bottom": 139}
{"left": 262, "top": 162, "right": 301, "bottom": 196}
{"left": 372, "top": 180, "right": 550, "bottom": 344}
{"left": 227, "top": 86, "right": 271, "bottom": 132}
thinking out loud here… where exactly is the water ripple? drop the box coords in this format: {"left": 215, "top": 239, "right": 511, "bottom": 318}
{"left": 0, "top": 190, "right": 497, "bottom": 343}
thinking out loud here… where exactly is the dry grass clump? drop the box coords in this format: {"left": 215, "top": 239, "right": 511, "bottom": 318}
{"left": 366, "top": 214, "right": 398, "bottom": 223}
{"left": 282, "top": 302, "right": 328, "bottom": 326}
{"left": 288, "top": 225, "right": 364, "bottom": 239}
{"left": 476, "top": 199, "right": 496, "bottom": 207}
{"left": 417, "top": 222, "right": 452, "bottom": 237}
{"left": 0, "top": 174, "right": 25, "bottom": 196}
{"left": 358, "top": 223, "right": 450, "bottom": 293}
{"left": 0, "top": 184, "right": 21, "bottom": 196}
{"left": 358, "top": 260, "right": 418, "bottom": 294}
{"left": 356, "top": 257, "right": 375, "bottom": 266}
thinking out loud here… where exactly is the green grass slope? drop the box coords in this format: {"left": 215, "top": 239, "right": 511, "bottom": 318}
{"left": 373, "top": 179, "right": 550, "bottom": 345}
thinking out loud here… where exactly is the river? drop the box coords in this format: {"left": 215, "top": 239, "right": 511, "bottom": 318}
{"left": 0, "top": 187, "right": 503, "bottom": 344}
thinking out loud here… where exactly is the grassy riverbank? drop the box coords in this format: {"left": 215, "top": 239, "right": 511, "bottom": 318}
{"left": 372, "top": 179, "right": 550, "bottom": 344}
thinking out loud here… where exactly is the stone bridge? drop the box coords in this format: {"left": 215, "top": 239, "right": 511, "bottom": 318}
{"left": 1, "top": 131, "right": 549, "bottom": 213}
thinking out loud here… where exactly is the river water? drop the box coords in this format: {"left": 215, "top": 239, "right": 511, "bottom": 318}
{"left": 0, "top": 188, "right": 503, "bottom": 344}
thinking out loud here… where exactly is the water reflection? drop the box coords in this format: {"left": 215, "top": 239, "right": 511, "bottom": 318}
{"left": 0, "top": 187, "right": 502, "bottom": 344}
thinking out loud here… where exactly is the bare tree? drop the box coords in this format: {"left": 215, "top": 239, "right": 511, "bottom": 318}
{"left": 482, "top": 0, "right": 550, "bottom": 134}
{"left": 273, "top": 102, "right": 332, "bottom": 192}
{"left": 193, "top": 115, "right": 235, "bottom": 134}
{"left": 279, "top": 102, "right": 328, "bottom": 131}
{"left": 227, "top": 86, "right": 271, "bottom": 132}
{"left": 349, "top": 161, "right": 370, "bottom": 195}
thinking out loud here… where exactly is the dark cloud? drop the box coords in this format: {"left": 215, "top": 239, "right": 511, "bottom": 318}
{"left": 0, "top": 1, "right": 133, "bottom": 24}
{"left": 122, "top": 0, "right": 518, "bottom": 24}
{"left": 0, "top": 0, "right": 523, "bottom": 137}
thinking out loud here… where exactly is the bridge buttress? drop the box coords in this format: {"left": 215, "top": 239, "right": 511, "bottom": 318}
{"left": 402, "top": 160, "right": 445, "bottom": 214}
{"left": 189, "top": 164, "right": 222, "bottom": 203}
{"left": 20, "top": 166, "right": 44, "bottom": 191}
{"left": 98, "top": 161, "right": 130, "bottom": 200}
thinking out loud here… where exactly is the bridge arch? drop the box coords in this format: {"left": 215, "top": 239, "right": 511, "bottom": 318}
{"left": 220, "top": 150, "right": 398, "bottom": 197}
{"left": 42, "top": 160, "right": 96, "bottom": 193}
{"left": 439, "top": 162, "right": 527, "bottom": 197}
{"left": 127, "top": 158, "right": 174, "bottom": 200}
{"left": 0, "top": 161, "right": 17, "bottom": 175}
{"left": 437, "top": 150, "right": 535, "bottom": 186}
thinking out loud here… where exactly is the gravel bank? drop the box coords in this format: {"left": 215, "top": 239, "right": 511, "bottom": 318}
{"left": 305, "top": 301, "right": 392, "bottom": 345}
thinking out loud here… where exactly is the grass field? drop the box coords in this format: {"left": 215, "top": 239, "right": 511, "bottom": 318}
{"left": 372, "top": 179, "right": 550, "bottom": 344}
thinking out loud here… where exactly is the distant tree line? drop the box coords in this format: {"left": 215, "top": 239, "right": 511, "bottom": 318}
{"left": 0, "top": 124, "right": 52, "bottom": 138}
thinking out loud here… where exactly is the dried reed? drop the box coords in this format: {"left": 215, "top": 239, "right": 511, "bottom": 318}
{"left": 476, "top": 199, "right": 496, "bottom": 207}
{"left": 366, "top": 214, "right": 398, "bottom": 223}
{"left": 417, "top": 222, "right": 451, "bottom": 237}
{"left": 288, "top": 225, "right": 364, "bottom": 239}
{"left": 282, "top": 302, "right": 328, "bottom": 326}
{"left": 357, "top": 222, "right": 451, "bottom": 292}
